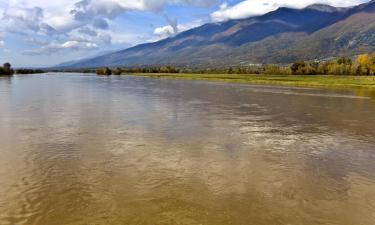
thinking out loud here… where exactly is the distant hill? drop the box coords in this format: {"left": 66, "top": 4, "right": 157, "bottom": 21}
{"left": 54, "top": 50, "right": 117, "bottom": 68}
{"left": 59, "top": 0, "right": 375, "bottom": 69}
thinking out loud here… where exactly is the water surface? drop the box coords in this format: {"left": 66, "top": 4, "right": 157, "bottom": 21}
{"left": 1, "top": 73, "right": 375, "bottom": 225}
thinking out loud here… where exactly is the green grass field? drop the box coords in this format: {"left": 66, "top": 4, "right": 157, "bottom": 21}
{"left": 129, "top": 73, "right": 375, "bottom": 90}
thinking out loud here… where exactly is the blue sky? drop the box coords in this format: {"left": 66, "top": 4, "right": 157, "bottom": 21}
{"left": 0, "top": 0, "right": 369, "bottom": 67}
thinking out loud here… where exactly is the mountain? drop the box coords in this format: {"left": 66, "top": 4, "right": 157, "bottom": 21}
{"left": 62, "top": 0, "right": 375, "bottom": 68}
{"left": 54, "top": 50, "right": 117, "bottom": 68}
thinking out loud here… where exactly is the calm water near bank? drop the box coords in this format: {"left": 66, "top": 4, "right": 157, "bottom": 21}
{"left": 1, "top": 73, "right": 375, "bottom": 225}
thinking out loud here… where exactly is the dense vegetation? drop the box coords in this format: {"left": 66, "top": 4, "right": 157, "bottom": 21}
{"left": 289, "top": 53, "right": 375, "bottom": 75}
{"left": 96, "top": 67, "right": 113, "bottom": 75}
{"left": 96, "top": 52, "right": 375, "bottom": 76}
{"left": 15, "top": 69, "right": 46, "bottom": 74}
{"left": 0, "top": 62, "right": 46, "bottom": 76}
{"left": 96, "top": 66, "right": 179, "bottom": 75}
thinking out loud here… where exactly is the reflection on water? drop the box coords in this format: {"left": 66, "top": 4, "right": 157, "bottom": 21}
{"left": 1, "top": 73, "right": 375, "bottom": 225}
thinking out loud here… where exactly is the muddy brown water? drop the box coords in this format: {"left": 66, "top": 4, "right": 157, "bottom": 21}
{"left": 1, "top": 73, "right": 375, "bottom": 225}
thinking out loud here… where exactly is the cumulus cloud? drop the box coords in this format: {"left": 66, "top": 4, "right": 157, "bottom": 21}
{"left": 25, "top": 37, "right": 50, "bottom": 45}
{"left": 1, "top": 4, "right": 56, "bottom": 34}
{"left": 66, "top": 0, "right": 217, "bottom": 31}
{"left": 211, "top": 0, "right": 369, "bottom": 22}
{"left": 0, "top": 0, "right": 218, "bottom": 55}
{"left": 23, "top": 39, "right": 97, "bottom": 55}
{"left": 97, "top": 32, "right": 112, "bottom": 44}
{"left": 78, "top": 26, "right": 98, "bottom": 36}
{"left": 3, "top": 0, "right": 217, "bottom": 31}
{"left": 164, "top": 14, "right": 178, "bottom": 34}
{"left": 92, "top": 17, "right": 109, "bottom": 29}
{"left": 61, "top": 40, "right": 97, "bottom": 49}
{"left": 154, "top": 25, "right": 175, "bottom": 39}
{"left": 153, "top": 19, "right": 204, "bottom": 40}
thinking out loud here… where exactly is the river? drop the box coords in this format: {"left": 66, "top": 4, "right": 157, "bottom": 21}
{"left": 0, "top": 73, "right": 375, "bottom": 225}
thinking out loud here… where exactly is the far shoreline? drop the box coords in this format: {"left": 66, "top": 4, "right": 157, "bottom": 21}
{"left": 124, "top": 73, "right": 375, "bottom": 91}
{"left": 5, "top": 72, "right": 375, "bottom": 93}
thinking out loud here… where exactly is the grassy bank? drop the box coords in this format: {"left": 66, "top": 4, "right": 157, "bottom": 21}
{"left": 129, "top": 73, "right": 375, "bottom": 90}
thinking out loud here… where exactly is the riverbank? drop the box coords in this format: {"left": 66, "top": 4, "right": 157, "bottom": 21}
{"left": 129, "top": 73, "right": 375, "bottom": 90}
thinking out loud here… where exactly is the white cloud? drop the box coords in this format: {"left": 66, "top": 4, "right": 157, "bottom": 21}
{"left": 211, "top": 0, "right": 369, "bottom": 22}
{"left": 0, "top": 0, "right": 218, "bottom": 31}
{"left": 106, "top": 30, "right": 146, "bottom": 45}
{"left": 0, "top": 0, "right": 217, "bottom": 55}
{"left": 153, "top": 19, "right": 204, "bottom": 40}
{"left": 1, "top": 4, "right": 56, "bottom": 34}
{"left": 2, "top": 0, "right": 216, "bottom": 34}
{"left": 0, "top": 40, "right": 4, "bottom": 46}
{"left": 61, "top": 40, "right": 97, "bottom": 49}
{"left": 78, "top": 26, "right": 97, "bottom": 36}
{"left": 154, "top": 25, "right": 175, "bottom": 38}
{"left": 23, "top": 39, "right": 98, "bottom": 55}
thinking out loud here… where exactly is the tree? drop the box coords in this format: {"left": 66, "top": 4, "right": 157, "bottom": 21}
{"left": 337, "top": 57, "right": 352, "bottom": 65}
{"left": 3, "top": 63, "right": 11, "bottom": 70}
{"left": 370, "top": 52, "right": 375, "bottom": 75}
{"left": 306, "top": 62, "right": 319, "bottom": 75}
{"left": 263, "top": 65, "right": 291, "bottom": 75}
{"left": 357, "top": 54, "right": 370, "bottom": 65}
{"left": 96, "top": 67, "right": 112, "bottom": 75}
{"left": 0, "top": 62, "right": 14, "bottom": 76}
{"left": 291, "top": 61, "right": 307, "bottom": 75}
{"left": 356, "top": 54, "right": 372, "bottom": 75}
{"left": 112, "top": 68, "right": 122, "bottom": 75}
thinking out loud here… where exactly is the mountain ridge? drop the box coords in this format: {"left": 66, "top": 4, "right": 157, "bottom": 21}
{"left": 59, "top": 1, "right": 375, "bottom": 69}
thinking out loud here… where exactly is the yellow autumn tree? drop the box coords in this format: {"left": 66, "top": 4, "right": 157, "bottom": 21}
{"left": 371, "top": 52, "right": 375, "bottom": 75}
{"left": 356, "top": 54, "right": 372, "bottom": 75}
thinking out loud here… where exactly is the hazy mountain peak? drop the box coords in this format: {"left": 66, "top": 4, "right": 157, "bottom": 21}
{"left": 305, "top": 4, "right": 341, "bottom": 12}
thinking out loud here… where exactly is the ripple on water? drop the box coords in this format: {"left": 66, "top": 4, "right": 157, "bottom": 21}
{"left": 1, "top": 74, "right": 375, "bottom": 225}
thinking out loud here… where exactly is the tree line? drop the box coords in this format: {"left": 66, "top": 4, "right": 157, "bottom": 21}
{"left": 96, "top": 66, "right": 179, "bottom": 75}
{"left": 3, "top": 52, "right": 375, "bottom": 76}
{"left": 290, "top": 52, "right": 375, "bottom": 75}
{"left": 96, "top": 52, "right": 375, "bottom": 76}
{"left": 15, "top": 69, "right": 46, "bottom": 74}
{"left": 0, "top": 63, "right": 46, "bottom": 76}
